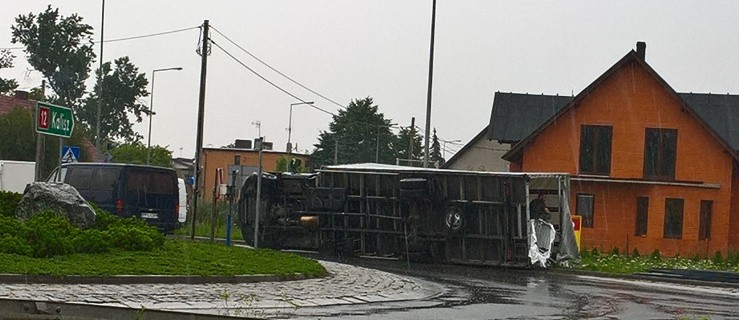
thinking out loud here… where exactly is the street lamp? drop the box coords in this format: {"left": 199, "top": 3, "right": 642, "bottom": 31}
{"left": 146, "top": 67, "right": 183, "bottom": 165}
{"left": 443, "top": 139, "right": 461, "bottom": 159}
{"left": 287, "top": 101, "right": 313, "bottom": 153}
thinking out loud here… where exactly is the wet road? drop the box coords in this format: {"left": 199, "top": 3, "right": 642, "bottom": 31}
{"left": 292, "top": 256, "right": 739, "bottom": 320}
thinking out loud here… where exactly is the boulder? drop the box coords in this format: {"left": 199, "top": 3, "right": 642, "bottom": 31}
{"left": 15, "top": 182, "right": 96, "bottom": 228}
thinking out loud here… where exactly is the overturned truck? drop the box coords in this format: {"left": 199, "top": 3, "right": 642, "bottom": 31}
{"left": 237, "top": 163, "right": 579, "bottom": 267}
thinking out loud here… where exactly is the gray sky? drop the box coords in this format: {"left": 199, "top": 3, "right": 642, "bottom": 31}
{"left": 2, "top": 1, "right": 739, "bottom": 159}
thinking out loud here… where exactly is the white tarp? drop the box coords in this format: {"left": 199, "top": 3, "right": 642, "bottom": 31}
{"left": 529, "top": 219, "right": 556, "bottom": 267}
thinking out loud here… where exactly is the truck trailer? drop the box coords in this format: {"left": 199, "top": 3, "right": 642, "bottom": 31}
{"left": 237, "top": 163, "right": 579, "bottom": 267}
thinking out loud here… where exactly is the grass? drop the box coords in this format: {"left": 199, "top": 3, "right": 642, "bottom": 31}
{"left": 174, "top": 221, "right": 244, "bottom": 241}
{"left": 579, "top": 250, "right": 739, "bottom": 274}
{"left": 0, "top": 239, "right": 325, "bottom": 277}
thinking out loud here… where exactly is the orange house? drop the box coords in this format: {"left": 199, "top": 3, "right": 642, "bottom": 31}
{"left": 199, "top": 146, "right": 310, "bottom": 201}
{"left": 501, "top": 43, "right": 739, "bottom": 257}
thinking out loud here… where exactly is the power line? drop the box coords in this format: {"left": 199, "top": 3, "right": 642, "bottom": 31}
{"left": 210, "top": 26, "right": 347, "bottom": 110}
{"left": 0, "top": 26, "right": 199, "bottom": 50}
{"left": 209, "top": 39, "right": 335, "bottom": 116}
{"left": 95, "top": 26, "right": 200, "bottom": 44}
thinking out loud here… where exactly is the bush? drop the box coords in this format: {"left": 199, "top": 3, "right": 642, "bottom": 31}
{"left": 0, "top": 235, "right": 32, "bottom": 256}
{"left": 107, "top": 225, "right": 164, "bottom": 251}
{"left": 650, "top": 249, "right": 661, "bottom": 261}
{"left": 712, "top": 251, "right": 724, "bottom": 265}
{"left": 25, "top": 211, "right": 77, "bottom": 258}
{"left": 0, "top": 215, "right": 30, "bottom": 238}
{"left": 631, "top": 248, "right": 640, "bottom": 258}
{"left": 74, "top": 229, "right": 112, "bottom": 254}
{"left": 0, "top": 191, "right": 22, "bottom": 218}
{"left": 610, "top": 247, "right": 620, "bottom": 256}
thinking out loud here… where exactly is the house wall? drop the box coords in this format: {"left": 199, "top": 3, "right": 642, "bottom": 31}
{"left": 446, "top": 138, "right": 510, "bottom": 172}
{"left": 731, "top": 169, "right": 739, "bottom": 252}
{"left": 520, "top": 61, "right": 735, "bottom": 256}
{"left": 200, "top": 148, "right": 310, "bottom": 201}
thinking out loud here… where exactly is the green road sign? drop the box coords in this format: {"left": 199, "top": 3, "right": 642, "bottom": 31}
{"left": 36, "top": 101, "right": 74, "bottom": 138}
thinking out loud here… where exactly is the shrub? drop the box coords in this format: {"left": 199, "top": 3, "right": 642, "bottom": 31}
{"left": 631, "top": 248, "right": 640, "bottom": 258}
{"left": 0, "top": 191, "right": 22, "bottom": 218}
{"left": 74, "top": 229, "right": 112, "bottom": 254}
{"left": 610, "top": 247, "right": 620, "bottom": 256}
{"left": 25, "top": 211, "right": 77, "bottom": 258}
{"left": 0, "top": 235, "right": 32, "bottom": 256}
{"left": 0, "top": 215, "right": 30, "bottom": 238}
{"left": 712, "top": 251, "right": 724, "bottom": 265}
{"left": 107, "top": 225, "right": 164, "bottom": 251}
{"left": 650, "top": 249, "right": 661, "bottom": 261}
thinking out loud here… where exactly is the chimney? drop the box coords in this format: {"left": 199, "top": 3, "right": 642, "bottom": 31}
{"left": 636, "top": 41, "right": 646, "bottom": 60}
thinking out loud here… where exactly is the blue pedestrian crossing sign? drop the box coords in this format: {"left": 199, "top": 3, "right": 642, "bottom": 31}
{"left": 61, "top": 146, "right": 80, "bottom": 163}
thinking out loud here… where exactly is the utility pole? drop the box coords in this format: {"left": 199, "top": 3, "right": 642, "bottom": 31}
{"left": 423, "top": 0, "right": 437, "bottom": 168}
{"left": 253, "top": 137, "right": 264, "bottom": 248}
{"left": 96, "top": 0, "right": 105, "bottom": 151}
{"left": 34, "top": 80, "right": 46, "bottom": 181}
{"left": 408, "top": 117, "right": 415, "bottom": 161}
{"left": 191, "top": 20, "right": 209, "bottom": 240}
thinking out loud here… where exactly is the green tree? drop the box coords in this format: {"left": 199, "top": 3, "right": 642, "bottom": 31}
{"left": 0, "top": 49, "right": 18, "bottom": 95}
{"left": 394, "top": 125, "right": 423, "bottom": 164}
{"left": 11, "top": 5, "right": 95, "bottom": 108}
{"left": 0, "top": 107, "right": 91, "bottom": 177}
{"left": 109, "top": 143, "right": 172, "bottom": 168}
{"left": 430, "top": 128, "right": 444, "bottom": 166}
{"left": 79, "top": 57, "right": 150, "bottom": 145}
{"left": 312, "top": 97, "right": 396, "bottom": 166}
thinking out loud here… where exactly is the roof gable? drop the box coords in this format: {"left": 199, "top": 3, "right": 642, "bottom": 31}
{"left": 501, "top": 50, "right": 739, "bottom": 162}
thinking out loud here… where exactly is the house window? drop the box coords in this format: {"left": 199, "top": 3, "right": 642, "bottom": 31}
{"left": 699, "top": 200, "right": 713, "bottom": 240}
{"left": 644, "top": 128, "right": 677, "bottom": 180}
{"left": 577, "top": 194, "right": 595, "bottom": 228}
{"left": 663, "top": 198, "right": 684, "bottom": 239}
{"left": 635, "top": 197, "right": 649, "bottom": 236}
{"left": 579, "top": 125, "right": 613, "bottom": 175}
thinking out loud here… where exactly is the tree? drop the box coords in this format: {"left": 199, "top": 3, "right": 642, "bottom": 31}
{"left": 430, "top": 128, "right": 444, "bottom": 167}
{"left": 312, "top": 97, "right": 396, "bottom": 166}
{"left": 11, "top": 5, "right": 95, "bottom": 108}
{"left": 0, "top": 106, "right": 91, "bottom": 177}
{"left": 79, "top": 57, "right": 150, "bottom": 145}
{"left": 0, "top": 49, "right": 18, "bottom": 95}
{"left": 109, "top": 143, "right": 172, "bottom": 168}
{"left": 394, "top": 125, "right": 423, "bottom": 164}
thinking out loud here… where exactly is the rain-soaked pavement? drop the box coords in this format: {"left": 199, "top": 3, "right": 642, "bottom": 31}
{"left": 300, "top": 256, "right": 739, "bottom": 320}
{"left": 1, "top": 254, "right": 737, "bottom": 319}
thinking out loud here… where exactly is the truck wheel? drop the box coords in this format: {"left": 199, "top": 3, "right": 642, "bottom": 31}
{"left": 445, "top": 206, "right": 465, "bottom": 234}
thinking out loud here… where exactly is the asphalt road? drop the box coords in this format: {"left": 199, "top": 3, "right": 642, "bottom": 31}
{"left": 292, "top": 256, "right": 739, "bottom": 320}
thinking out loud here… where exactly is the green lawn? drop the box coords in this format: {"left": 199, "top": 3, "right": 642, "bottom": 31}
{"left": 0, "top": 240, "right": 325, "bottom": 277}
{"left": 579, "top": 250, "right": 739, "bottom": 274}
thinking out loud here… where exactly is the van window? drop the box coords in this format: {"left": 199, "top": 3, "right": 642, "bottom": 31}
{"left": 127, "top": 169, "right": 176, "bottom": 194}
{"left": 67, "top": 167, "right": 94, "bottom": 190}
{"left": 94, "top": 167, "right": 120, "bottom": 191}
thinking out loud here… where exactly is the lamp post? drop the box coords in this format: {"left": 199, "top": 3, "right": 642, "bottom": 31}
{"left": 146, "top": 67, "right": 183, "bottom": 165}
{"left": 287, "top": 101, "right": 313, "bottom": 153}
{"left": 443, "top": 139, "right": 461, "bottom": 159}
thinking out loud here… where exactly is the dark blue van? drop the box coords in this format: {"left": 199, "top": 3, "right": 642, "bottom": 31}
{"left": 48, "top": 163, "right": 179, "bottom": 233}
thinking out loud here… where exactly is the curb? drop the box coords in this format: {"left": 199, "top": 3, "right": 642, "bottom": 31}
{"left": 547, "top": 267, "right": 739, "bottom": 289}
{"left": 0, "top": 272, "right": 324, "bottom": 285}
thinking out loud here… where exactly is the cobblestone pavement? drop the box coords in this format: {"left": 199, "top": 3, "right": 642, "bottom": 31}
{"left": 0, "top": 260, "right": 446, "bottom": 318}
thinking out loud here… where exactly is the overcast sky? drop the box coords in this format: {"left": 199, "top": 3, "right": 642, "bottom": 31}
{"left": 2, "top": 1, "right": 739, "bottom": 159}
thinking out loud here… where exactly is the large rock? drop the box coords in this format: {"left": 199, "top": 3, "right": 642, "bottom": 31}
{"left": 15, "top": 182, "right": 96, "bottom": 228}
